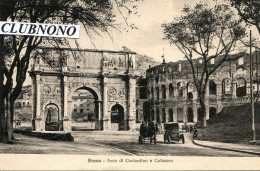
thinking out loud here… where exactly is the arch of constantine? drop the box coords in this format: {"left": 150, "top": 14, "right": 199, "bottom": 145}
{"left": 29, "top": 47, "right": 138, "bottom": 132}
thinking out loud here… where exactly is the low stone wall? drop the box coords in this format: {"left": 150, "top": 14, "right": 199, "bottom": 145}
{"left": 71, "top": 122, "right": 96, "bottom": 130}
{"left": 14, "top": 129, "right": 74, "bottom": 142}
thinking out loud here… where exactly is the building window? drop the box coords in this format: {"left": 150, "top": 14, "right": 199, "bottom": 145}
{"left": 187, "top": 107, "right": 193, "bottom": 122}
{"left": 74, "top": 109, "right": 77, "bottom": 112}
{"left": 187, "top": 83, "right": 193, "bottom": 98}
{"left": 140, "top": 87, "right": 148, "bottom": 99}
{"left": 222, "top": 79, "right": 231, "bottom": 94}
{"left": 151, "top": 87, "right": 154, "bottom": 99}
{"left": 80, "top": 109, "right": 83, "bottom": 113}
{"left": 161, "top": 85, "right": 166, "bottom": 99}
{"left": 156, "top": 108, "right": 160, "bottom": 123}
{"left": 23, "top": 102, "right": 25, "bottom": 106}
{"left": 177, "top": 82, "right": 183, "bottom": 97}
{"left": 169, "top": 83, "right": 174, "bottom": 97}
{"left": 162, "top": 108, "right": 166, "bottom": 123}
{"left": 156, "top": 87, "right": 159, "bottom": 100}
{"left": 168, "top": 109, "right": 173, "bottom": 122}
{"left": 209, "top": 80, "right": 217, "bottom": 95}
{"left": 156, "top": 77, "right": 159, "bottom": 84}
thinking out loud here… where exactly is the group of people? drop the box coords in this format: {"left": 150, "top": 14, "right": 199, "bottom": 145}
{"left": 183, "top": 125, "right": 195, "bottom": 134}
{"left": 140, "top": 121, "right": 163, "bottom": 135}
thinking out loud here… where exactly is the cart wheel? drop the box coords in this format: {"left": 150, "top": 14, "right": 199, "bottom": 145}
{"left": 139, "top": 135, "right": 144, "bottom": 144}
{"left": 182, "top": 137, "right": 185, "bottom": 144}
{"left": 167, "top": 136, "right": 171, "bottom": 144}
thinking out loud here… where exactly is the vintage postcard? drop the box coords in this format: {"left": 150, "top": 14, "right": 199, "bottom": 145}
{"left": 0, "top": 0, "right": 259, "bottom": 170}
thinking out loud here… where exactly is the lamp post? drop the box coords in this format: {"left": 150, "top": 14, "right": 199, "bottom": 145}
{"left": 250, "top": 30, "right": 256, "bottom": 142}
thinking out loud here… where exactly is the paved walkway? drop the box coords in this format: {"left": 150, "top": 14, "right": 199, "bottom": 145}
{"left": 193, "top": 139, "right": 260, "bottom": 155}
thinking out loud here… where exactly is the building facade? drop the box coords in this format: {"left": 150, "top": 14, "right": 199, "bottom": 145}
{"left": 141, "top": 52, "right": 260, "bottom": 128}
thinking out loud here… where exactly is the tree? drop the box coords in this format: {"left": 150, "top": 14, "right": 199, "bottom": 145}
{"left": 162, "top": 3, "right": 246, "bottom": 127}
{"left": 0, "top": 0, "right": 140, "bottom": 143}
{"left": 227, "top": 0, "right": 260, "bottom": 34}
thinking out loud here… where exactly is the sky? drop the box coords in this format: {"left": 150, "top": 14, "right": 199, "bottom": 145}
{"left": 78, "top": 0, "right": 212, "bottom": 63}
{"left": 77, "top": 0, "right": 259, "bottom": 63}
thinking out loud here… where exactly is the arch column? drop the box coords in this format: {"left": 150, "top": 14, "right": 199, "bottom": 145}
{"left": 128, "top": 77, "right": 136, "bottom": 131}
{"left": 102, "top": 80, "right": 110, "bottom": 131}
{"left": 35, "top": 74, "right": 44, "bottom": 131}
{"left": 63, "top": 75, "right": 70, "bottom": 132}
{"left": 95, "top": 100, "right": 102, "bottom": 130}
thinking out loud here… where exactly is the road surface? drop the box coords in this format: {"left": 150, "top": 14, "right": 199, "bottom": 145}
{"left": 0, "top": 131, "right": 257, "bottom": 156}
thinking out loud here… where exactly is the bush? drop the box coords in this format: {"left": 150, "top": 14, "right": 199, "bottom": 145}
{"left": 14, "top": 129, "right": 74, "bottom": 142}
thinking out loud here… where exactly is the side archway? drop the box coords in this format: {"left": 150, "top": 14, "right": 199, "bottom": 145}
{"left": 44, "top": 103, "right": 60, "bottom": 131}
{"left": 111, "top": 104, "right": 125, "bottom": 130}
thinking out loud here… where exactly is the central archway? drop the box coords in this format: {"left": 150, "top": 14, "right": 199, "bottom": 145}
{"left": 111, "top": 104, "right": 125, "bottom": 130}
{"left": 71, "top": 87, "right": 99, "bottom": 130}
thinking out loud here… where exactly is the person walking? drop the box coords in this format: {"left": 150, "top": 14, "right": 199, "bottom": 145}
{"left": 190, "top": 125, "right": 193, "bottom": 134}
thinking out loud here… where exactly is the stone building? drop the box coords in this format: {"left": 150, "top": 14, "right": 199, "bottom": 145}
{"left": 13, "top": 85, "right": 33, "bottom": 128}
{"left": 29, "top": 47, "right": 139, "bottom": 132}
{"left": 141, "top": 52, "right": 260, "bottom": 128}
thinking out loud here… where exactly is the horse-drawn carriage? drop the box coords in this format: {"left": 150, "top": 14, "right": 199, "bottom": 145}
{"left": 138, "top": 122, "right": 157, "bottom": 144}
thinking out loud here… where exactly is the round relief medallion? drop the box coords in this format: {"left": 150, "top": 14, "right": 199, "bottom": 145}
{"left": 108, "top": 87, "right": 117, "bottom": 96}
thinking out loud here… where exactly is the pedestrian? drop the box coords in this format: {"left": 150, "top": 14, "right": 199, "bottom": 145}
{"left": 157, "top": 122, "right": 162, "bottom": 134}
{"left": 190, "top": 125, "right": 193, "bottom": 134}
{"left": 185, "top": 125, "right": 188, "bottom": 132}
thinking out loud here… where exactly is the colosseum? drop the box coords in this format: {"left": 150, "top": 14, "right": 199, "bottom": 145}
{"left": 136, "top": 51, "right": 260, "bottom": 129}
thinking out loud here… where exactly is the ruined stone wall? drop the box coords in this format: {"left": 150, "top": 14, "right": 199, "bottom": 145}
{"left": 145, "top": 52, "right": 260, "bottom": 126}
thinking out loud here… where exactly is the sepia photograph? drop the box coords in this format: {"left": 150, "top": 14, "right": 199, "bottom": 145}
{"left": 0, "top": 0, "right": 259, "bottom": 170}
